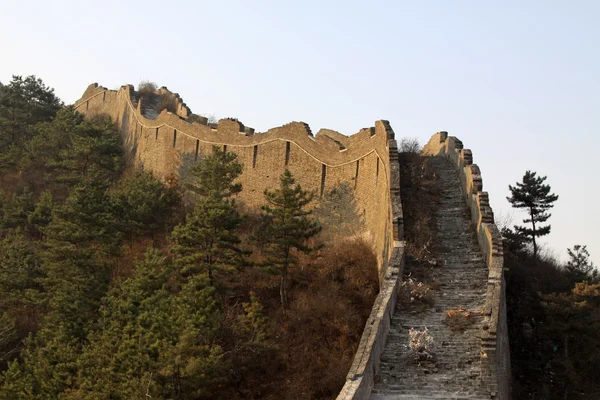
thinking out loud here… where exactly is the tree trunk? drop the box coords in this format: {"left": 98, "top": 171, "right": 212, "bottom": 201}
{"left": 563, "top": 333, "right": 569, "bottom": 400}
{"left": 280, "top": 267, "right": 288, "bottom": 311}
{"left": 530, "top": 206, "right": 538, "bottom": 260}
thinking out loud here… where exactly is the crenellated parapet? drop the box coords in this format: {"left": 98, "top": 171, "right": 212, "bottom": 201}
{"left": 423, "top": 132, "right": 511, "bottom": 400}
{"left": 73, "top": 83, "right": 401, "bottom": 281}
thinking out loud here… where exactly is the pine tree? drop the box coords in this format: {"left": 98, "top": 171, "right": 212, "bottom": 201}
{"left": 539, "top": 281, "right": 600, "bottom": 398}
{"left": 260, "top": 170, "right": 321, "bottom": 309}
{"left": 23, "top": 108, "right": 122, "bottom": 187}
{"left": 0, "top": 229, "right": 44, "bottom": 313}
{"left": 187, "top": 145, "right": 243, "bottom": 199}
{"left": 507, "top": 171, "right": 558, "bottom": 259}
{"left": 27, "top": 190, "right": 54, "bottom": 239}
{"left": 566, "top": 245, "right": 597, "bottom": 281}
{"left": 0, "top": 187, "right": 34, "bottom": 231}
{"left": 110, "top": 172, "right": 180, "bottom": 246}
{"left": 171, "top": 146, "right": 246, "bottom": 286}
{"left": 60, "top": 249, "right": 226, "bottom": 399}
{"left": 170, "top": 196, "right": 244, "bottom": 286}
{"left": 40, "top": 179, "right": 119, "bottom": 340}
{"left": 0, "top": 75, "right": 62, "bottom": 170}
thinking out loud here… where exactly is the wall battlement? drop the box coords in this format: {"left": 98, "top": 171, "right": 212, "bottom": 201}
{"left": 74, "top": 83, "right": 402, "bottom": 276}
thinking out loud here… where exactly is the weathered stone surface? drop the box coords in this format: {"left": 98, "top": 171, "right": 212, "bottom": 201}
{"left": 73, "top": 83, "right": 397, "bottom": 277}
{"left": 370, "top": 156, "right": 491, "bottom": 400}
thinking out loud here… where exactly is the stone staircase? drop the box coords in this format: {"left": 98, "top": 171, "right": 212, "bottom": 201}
{"left": 370, "top": 156, "right": 492, "bottom": 400}
{"left": 133, "top": 93, "right": 160, "bottom": 120}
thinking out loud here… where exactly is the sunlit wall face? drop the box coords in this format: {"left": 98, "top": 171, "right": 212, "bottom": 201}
{"left": 1, "top": 0, "right": 598, "bottom": 265}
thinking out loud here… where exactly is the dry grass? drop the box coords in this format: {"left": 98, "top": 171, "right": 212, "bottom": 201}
{"left": 444, "top": 307, "right": 474, "bottom": 332}
{"left": 221, "top": 238, "right": 379, "bottom": 399}
{"left": 137, "top": 80, "right": 157, "bottom": 99}
{"left": 399, "top": 154, "right": 441, "bottom": 265}
{"left": 398, "top": 278, "right": 436, "bottom": 312}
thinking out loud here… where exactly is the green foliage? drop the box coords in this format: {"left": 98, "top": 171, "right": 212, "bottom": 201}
{"left": 27, "top": 190, "right": 54, "bottom": 238}
{"left": 0, "top": 187, "right": 34, "bottom": 231}
{"left": 538, "top": 282, "right": 600, "bottom": 397}
{"left": 187, "top": 145, "right": 243, "bottom": 199}
{"left": 1, "top": 327, "right": 83, "bottom": 399}
{"left": 260, "top": 170, "right": 321, "bottom": 308}
{"left": 171, "top": 195, "right": 244, "bottom": 286}
{"left": 26, "top": 109, "right": 123, "bottom": 187}
{"left": 0, "top": 75, "right": 62, "bottom": 170}
{"left": 40, "top": 179, "right": 119, "bottom": 339}
{"left": 110, "top": 172, "right": 180, "bottom": 246}
{"left": 501, "top": 226, "right": 528, "bottom": 253}
{"left": 0, "top": 313, "right": 17, "bottom": 363}
{"left": 61, "top": 249, "right": 227, "bottom": 399}
{"left": 566, "top": 244, "right": 597, "bottom": 282}
{"left": 507, "top": 170, "right": 559, "bottom": 258}
{"left": 238, "top": 292, "right": 269, "bottom": 343}
{"left": 172, "top": 146, "right": 246, "bottom": 286}
{"left": 0, "top": 230, "right": 44, "bottom": 314}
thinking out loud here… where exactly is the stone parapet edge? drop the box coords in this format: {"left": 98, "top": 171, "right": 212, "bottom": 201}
{"left": 336, "top": 138, "right": 404, "bottom": 400}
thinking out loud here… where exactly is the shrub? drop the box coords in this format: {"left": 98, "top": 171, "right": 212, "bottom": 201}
{"left": 399, "top": 137, "right": 421, "bottom": 154}
{"left": 444, "top": 307, "right": 473, "bottom": 332}
{"left": 408, "top": 327, "right": 435, "bottom": 360}
{"left": 137, "top": 80, "right": 157, "bottom": 99}
{"left": 398, "top": 278, "right": 435, "bottom": 311}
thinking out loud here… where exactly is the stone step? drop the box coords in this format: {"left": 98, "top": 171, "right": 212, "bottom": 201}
{"left": 371, "top": 156, "right": 492, "bottom": 399}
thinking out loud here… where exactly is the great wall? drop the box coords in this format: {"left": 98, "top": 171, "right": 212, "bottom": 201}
{"left": 74, "top": 84, "right": 511, "bottom": 400}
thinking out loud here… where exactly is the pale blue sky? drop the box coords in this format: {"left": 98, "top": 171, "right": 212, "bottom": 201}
{"left": 2, "top": 0, "right": 598, "bottom": 265}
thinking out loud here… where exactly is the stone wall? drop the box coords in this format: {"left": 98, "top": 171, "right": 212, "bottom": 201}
{"left": 336, "top": 136, "right": 404, "bottom": 400}
{"left": 73, "top": 83, "right": 399, "bottom": 276}
{"left": 422, "top": 132, "right": 512, "bottom": 400}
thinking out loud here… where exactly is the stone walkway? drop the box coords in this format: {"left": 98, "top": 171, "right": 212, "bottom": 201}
{"left": 370, "top": 156, "right": 492, "bottom": 400}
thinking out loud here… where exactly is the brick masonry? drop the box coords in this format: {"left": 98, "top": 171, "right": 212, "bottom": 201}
{"left": 74, "top": 85, "right": 509, "bottom": 400}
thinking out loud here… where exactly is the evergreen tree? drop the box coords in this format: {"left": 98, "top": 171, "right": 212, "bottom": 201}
{"left": 24, "top": 108, "right": 122, "bottom": 187}
{"left": 61, "top": 249, "right": 226, "bottom": 399}
{"left": 171, "top": 196, "right": 244, "bottom": 286}
{"left": 566, "top": 245, "right": 597, "bottom": 281}
{"left": 507, "top": 171, "right": 559, "bottom": 259}
{"left": 27, "top": 190, "right": 54, "bottom": 239}
{"left": 187, "top": 145, "right": 243, "bottom": 199}
{"left": 260, "top": 170, "right": 321, "bottom": 309}
{"left": 171, "top": 146, "right": 245, "bottom": 286}
{"left": 0, "top": 187, "right": 35, "bottom": 231}
{"left": 539, "top": 281, "right": 600, "bottom": 399}
{"left": 110, "top": 172, "right": 180, "bottom": 246}
{"left": 0, "top": 230, "right": 44, "bottom": 365}
{"left": 0, "top": 75, "right": 62, "bottom": 170}
{"left": 40, "top": 179, "right": 119, "bottom": 340}
{"left": 0, "top": 229, "right": 44, "bottom": 314}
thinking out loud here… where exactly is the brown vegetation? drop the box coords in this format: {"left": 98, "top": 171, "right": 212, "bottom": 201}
{"left": 221, "top": 238, "right": 379, "bottom": 399}
{"left": 399, "top": 150, "right": 440, "bottom": 265}
{"left": 137, "top": 80, "right": 157, "bottom": 99}
{"left": 444, "top": 307, "right": 474, "bottom": 332}
{"left": 398, "top": 278, "right": 436, "bottom": 312}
